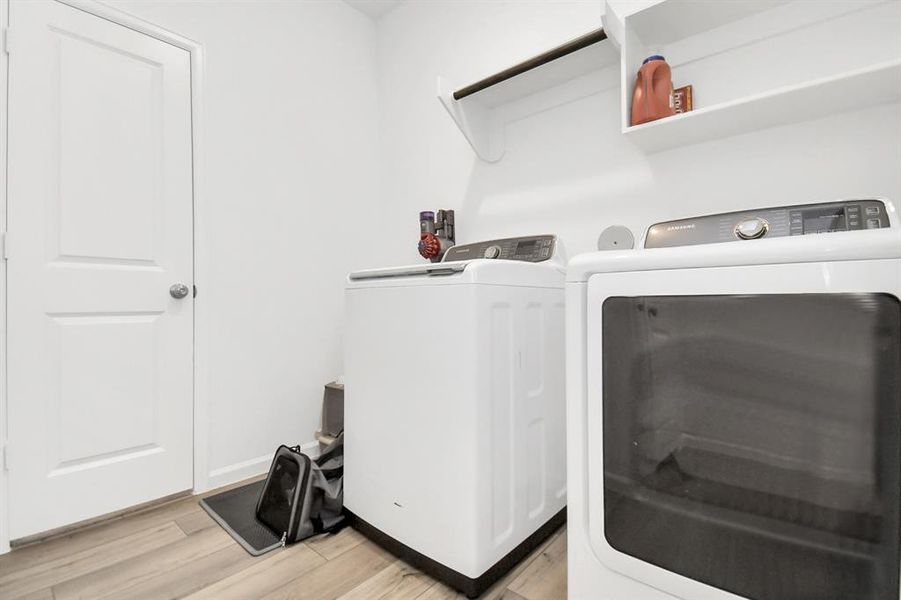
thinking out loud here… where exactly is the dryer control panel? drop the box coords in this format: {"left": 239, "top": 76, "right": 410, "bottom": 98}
{"left": 443, "top": 235, "right": 557, "bottom": 262}
{"left": 645, "top": 199, "right": 891, "bottom": 248}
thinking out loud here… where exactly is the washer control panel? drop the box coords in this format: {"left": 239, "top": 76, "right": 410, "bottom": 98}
{"left": 443, "top": 235, "right": 557, "bottom": 263}
{"left": 645, "top": 199, "right": 891, "bottom": 248}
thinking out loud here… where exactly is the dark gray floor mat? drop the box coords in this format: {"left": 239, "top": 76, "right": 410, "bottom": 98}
{"left": 200, "top": 480, "right": 282, "bottom": 556}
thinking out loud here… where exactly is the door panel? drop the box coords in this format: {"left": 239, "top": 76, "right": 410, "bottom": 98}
{"left": 53, "top": 313, "right": 160, "bottom": 468}
{"left": 56, "top": 29, "right": 161, "bottom": 263}
{"left": 8, "top": 0, "right": 193, "bottom": 539}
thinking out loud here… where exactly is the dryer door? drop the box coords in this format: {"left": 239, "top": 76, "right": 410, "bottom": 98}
{"left": 585, "top": 259, "right": 901, "bottom": 600}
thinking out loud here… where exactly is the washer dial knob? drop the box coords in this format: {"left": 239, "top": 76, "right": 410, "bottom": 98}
{"left": 483, "top": 245, "right": 501, "bottom": 259}
{"left": 734, "top": 217, "right": 769, "bottom": 240}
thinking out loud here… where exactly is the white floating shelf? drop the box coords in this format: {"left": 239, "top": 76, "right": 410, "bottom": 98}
{"left": 438, "top": 28, "right": 618, "bottom": 162}
{"left": 617, "top": 0, "right": 901, "bottom": 153}
{"left": 625, "top": 59, "right": 901, "bottom": 153}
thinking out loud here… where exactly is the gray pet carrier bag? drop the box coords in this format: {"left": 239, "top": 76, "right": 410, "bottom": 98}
{"left": 255, "top": 432, "right": 345, "bottom": 545}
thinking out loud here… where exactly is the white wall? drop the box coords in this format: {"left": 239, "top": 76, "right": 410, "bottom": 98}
{"left": 108, "top": 0, "right": 381, "bottom": 488}
{"left": 0, "top": 0, "right": 896, "bottom": 548}
{"left": 368, "top": 0, "right": 901, "bottom": 268}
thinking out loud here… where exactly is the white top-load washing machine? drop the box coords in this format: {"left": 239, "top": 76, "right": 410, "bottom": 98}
{"left": 345, "top": 235, "right": 568, "bottom": 598}
{"left": 566, "top": 199, "right": 901, "bottom": 600}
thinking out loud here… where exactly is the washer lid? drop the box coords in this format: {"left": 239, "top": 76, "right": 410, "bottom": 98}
{"left": 347, "top": 259, "right": 564, "bottom": 289}
{"left": 348, "top": 261, "right": 468, "bottom": 281}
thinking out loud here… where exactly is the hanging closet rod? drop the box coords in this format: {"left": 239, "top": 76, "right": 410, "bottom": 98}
{"left": 453, "top": 27, "right": 608, "bottom": 101}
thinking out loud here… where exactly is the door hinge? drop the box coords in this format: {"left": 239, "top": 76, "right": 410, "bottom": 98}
{"left": 3, "top": 28, "right": 10, "bottom": 55}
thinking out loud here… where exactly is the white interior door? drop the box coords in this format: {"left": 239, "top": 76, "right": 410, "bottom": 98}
{"left": 7, "top": 0, "right": 194, "bottom": 539}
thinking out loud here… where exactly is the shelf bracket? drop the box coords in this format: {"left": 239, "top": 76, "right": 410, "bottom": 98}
{"left": 437, "top": 76, "right": 505, "bottom": 163}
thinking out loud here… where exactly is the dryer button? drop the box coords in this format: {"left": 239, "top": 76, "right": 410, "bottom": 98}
{"left": 734, "top": 218, "right": 768, "bottom": 240}
{"left": 483, "top": 245, "right": 501, "bottom": 259}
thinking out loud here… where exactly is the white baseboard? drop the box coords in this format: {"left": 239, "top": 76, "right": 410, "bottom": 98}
{"left": 204, "top": 440, "right": 320, "bottom": 492}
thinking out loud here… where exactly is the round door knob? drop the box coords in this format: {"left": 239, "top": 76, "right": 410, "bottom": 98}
{"left": 483, "top": 245, "right": 501, "bottom": 259}
{"left": 169, "top": 283, "right": 190, "bottom": 299}
{"left": 734, "top": 217, "right": 769, "bottom": 240}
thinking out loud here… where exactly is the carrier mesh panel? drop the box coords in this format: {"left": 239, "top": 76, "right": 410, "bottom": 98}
{"left": 257, "top": 455, "right": 300, "bottom": 536}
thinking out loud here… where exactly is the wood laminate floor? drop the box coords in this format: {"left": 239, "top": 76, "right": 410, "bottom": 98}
{"left": 0, "top": 478, "right": 567, "bottom": 600}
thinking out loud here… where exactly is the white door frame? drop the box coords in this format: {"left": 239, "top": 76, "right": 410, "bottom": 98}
{"left": 0, "top": 0, "right": 210, "bottom": 553}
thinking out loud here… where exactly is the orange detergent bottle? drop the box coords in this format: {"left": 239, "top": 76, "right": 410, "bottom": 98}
{"left": 630, "top": 55, "right": 676, "bottom": 126}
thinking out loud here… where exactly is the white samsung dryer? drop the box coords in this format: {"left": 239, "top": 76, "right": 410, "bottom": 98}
{"left": 345, "top": 235, "right": 567, "bottom": 598}
{"left": 566, "top": 198, "right": 901, "bottom": 600}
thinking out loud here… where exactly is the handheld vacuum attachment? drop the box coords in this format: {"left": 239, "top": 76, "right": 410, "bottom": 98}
{"left": 418, "top": 210, "right": 456, "bottom": 262}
